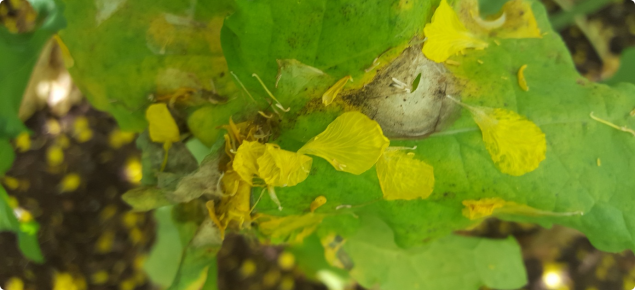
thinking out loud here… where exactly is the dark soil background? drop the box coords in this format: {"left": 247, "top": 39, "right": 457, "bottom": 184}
{"left": 2, "top": 0, "right": 635, "bottom": 289}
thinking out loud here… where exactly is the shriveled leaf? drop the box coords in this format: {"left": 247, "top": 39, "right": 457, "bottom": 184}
{"left": 122, "top": 187, "right": 173, "bottom": 211}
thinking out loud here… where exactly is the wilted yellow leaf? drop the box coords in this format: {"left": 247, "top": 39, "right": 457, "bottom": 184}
{"left": 145, "top": 103, "right": 180, "bottom": 144}
{"left": 422, "top": 0, "right": 488, "bottom": 62}
{"left": 322, "top": 75, "right": 351, "bottom": 106}
{"left": 257, "top": 144, "right": 312, "bottom": 187}
{"left": 233, "top": 141, "right": 266, "bottom": 184}
{"left": 299, "top": 111, "right": 389, "bottom": 175}
{"left": 376, "top": 150, "right": 435, "bottom": 200}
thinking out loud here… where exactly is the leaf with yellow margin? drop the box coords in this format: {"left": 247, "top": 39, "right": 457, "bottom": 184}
{"left": 461, "top": 0, "right": 542, "bottom": 39}
{"left": 257, "top": 144, "right": 312, "bottom": 187}
{"left": 376, "top": 149, "right": 435, "bottom": 201}
{"left": 422, "top": 0, "right": 488, "bottom": 63}
{"left": 298, "top": 111, "right": 389, "bottom": 175}
{"left": 233, "top": 141, "right": 266, "bottom": 184}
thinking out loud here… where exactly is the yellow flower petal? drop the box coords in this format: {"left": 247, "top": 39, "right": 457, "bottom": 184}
{"left": 299, "top": 111, "right": 389, "bottom": 175}
{"left": 310, "top": 195, "right": 327, "bottom": 212}
{"left": 376, "top": 149, "right": 435, "bottom": 200}
{"left": 468, "top": 105, "right": 546, "bottom": 176}
{"left": 422, "top": 0, "right": 489, "bottom": 63}
{"left": 257, "top": 144, "right": 312, "bottom": 187}
{"left": 233, "top": 140, "right": 266, "bottom": 184}
{"left": 257, "top": 213, "right": 324, "bottom": 244}
{"left": 145, "top": 103, "right": 180, "bottom": 144}
{"left": 14, "top": 132, "right": 31, "bottom": 152}
{"left": 517, "top": 64, "right": 529, "bottom": 91}
{"left": 462, "top": 197, "right": 507, "bottom": 220}
{"left": 322, "top": 75, "right": 351, "bottom": 106}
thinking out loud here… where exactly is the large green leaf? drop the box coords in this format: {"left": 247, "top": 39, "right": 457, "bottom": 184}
{"left": 58, "top": 0, "right": 238, "bottom": 132}
{"left": 245, "top": 0, "right": 635, "bottom": 255}
{"left": 344, "top": 216, "right": 527, "bottom": 290}
{"left": 0, "top": 0, "right": 65, "bottom": 138}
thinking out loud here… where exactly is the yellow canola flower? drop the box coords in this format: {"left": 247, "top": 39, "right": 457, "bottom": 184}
{"left": 322, "top": 75, "right": 351, "bottom": 106}
{"left": 145, "top": 103, "right": 180, "bottom": 171}
{"left": 59, "top": 173, "right": 81, "bottom": 192}
{"left": 5, "top": 277, "right": 24, "bottom": 290}
{"left": 53, "top": 272, "right": 86, "bottom": 290}
{"left": 449, "top": 96, "right": 546, "bottom": 176}
{"left": 422, "top": 0, "right": 489, "bottom": 63}
{"left": 233, "top": 141, "right": 266, "bottom": 184}
{"left": 462, "top": 197, "right": 506, "bottom": 220}
{"left": 376, "top": 149, "right": 435, "bottom": 201}
{"left": 72, "top": 117, "right": 93, "bottom": 143}
{"left": 14, "top": 132, "right": 31, "bottom": 152}
{"left": 47, "top": 145, "right": 64, "bottom": 167}
{"left": 108, "top": 129, "right": 136, "bottom": 149}
{"left": 298, "top": 111, "right": 390, "bottom": 175}
{"left": 257, "top": 144, "right": 312, "bottom": 187}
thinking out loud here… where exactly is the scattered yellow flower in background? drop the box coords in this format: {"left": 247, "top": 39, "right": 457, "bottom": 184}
{"left": 109, "top": 129, "right": 136, "bottom": 149}
{"left": 72, "top": 117, "right": 93, "bottom": 143}
{"left": 310, "top": 195, "right": 327, "bottom": 212}
{"left": 257, "top": 144, "right": 312, "bottom": 187}
{"left": 240, "top": 259, "right": 257, "bottom": 277}
{"left": 299, "top": 111, "right": 390, "bottom": 175}
{"left": 278, "top": 252, "right": 295, "bottom": 270}
{"left": 376, "top": 149, "right": 435, "bottom": 200}
{"left": 422, "top": 0, "right": 488, "bottom": 62}
{"left": 517, "top": 64, "right": 529, "bottom": 91}
{"left": 322, "top": 75, "right": 351, "bottom": 106}
{"left": 5, "top": 277, "right": 24, "bottom": 290}
{"left": 124, "top": 157, "right": 143, "bottom": 184}
{"left": 53, "top": 272, "right": 86, "bottom": 290}
{"left": 47, "top": 145, "right": 64, "bottom": 167}
{"left": 2, "top": 176, "right": 20, "bottom": 191}
{"left": 233, "top": 141, "right": 266, "bottom": 184}
{"left": 14, "top": 131, "right": 31, "bottom": 152}
{"left": 91, "top": 271, "right": 109, "bottom": 285}
{"left": 448, "top": 96, "right": 546, "bottom": 176}
{"left": 462, "top": 197, "right": 507, "bottom": 220}
{"left": 59, "top": 173, "right": 81, "bottom": 192}
{"left": 145, "top": 103, "right": 180, "bottom": 171}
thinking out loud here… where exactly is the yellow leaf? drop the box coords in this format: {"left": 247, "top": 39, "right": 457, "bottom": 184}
{"left": 257, "top": 144, "right": 312, "bottom": 187}
{"left": 14, "top": 132, "right": 31, "bottom": 152}
{"left": 422, "top": 0, "right": 488, "bottom": 63}
{"left": 376, "top": 149, "right": 435, "bottom": 200}
{"left": 446, "top": 96, "right": 546, "bottom": 176}
{"left": 322, "top": 75, "right": 351, "bottom": 106}
{"left": 145, "top": 103, "right": 180, "bottom": 144}
{"left": 233, "top": 141, "right": 266, "bottom": 184}
{"left": 462, "top": 197, "right": 506, "bottom": 220}
{"left": 59, "top": 173, "right": 81, "bottom": 192}
{"left": 517, "top": 64, "right": 529, "bottom": 91}
{"left": 299, "top": 111, "right": 389, "bottom": 175}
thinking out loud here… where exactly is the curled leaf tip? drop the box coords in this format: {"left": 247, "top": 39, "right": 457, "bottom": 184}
{"left": 465, "top": 105, "right": 546, "bottom": 176}
{"left": 376, "top": 150, "right": 435, "bottom": 201}
{"left": 299, "top": 111, "right": 390, "bottom": 175}
{"left": 322, "top": 75, "right": 351, "bottom": 106}
{"left": 422, "top": 0, "right": 488, "bottom": 62}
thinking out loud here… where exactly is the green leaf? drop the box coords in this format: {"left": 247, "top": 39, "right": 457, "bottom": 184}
{"left": 58, "top": 0, "right": 237, "bottom": 131}
{"left": 145, "top": 206, "right": 182, "bottom": 287}
{"left": 605, "top": 47, "right": 635, "bottom": 86}
{"left": 344, "top": 216, "right": 527, "bottom": 290}
{"left": 0, "top": 0, "right": 65, "bottom": 138}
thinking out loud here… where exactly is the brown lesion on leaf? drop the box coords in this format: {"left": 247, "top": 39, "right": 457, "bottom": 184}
{"left": 342, "top": 43, "right": 462, "bottom": 139}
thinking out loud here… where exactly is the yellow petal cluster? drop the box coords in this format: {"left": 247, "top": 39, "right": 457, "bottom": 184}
{"left": 462, "top": 197, "right": 507, "bottom": 220}
{"left": 257, "top": 144, "right": 312, "bottom": 187}
{"left": 467, "top": 106, "right": 546, "bottom": 176}
{"left": 422, "top": 0, "right": 488, "bottom": 63}
{"left": 233, "top": 141, "right": 266, "bottom": 184}
{"left": 376, "top": 149, "right": 435, "bottom": 200}
{"left": 299, "top": 111, "right": 390, "bottom": 175}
